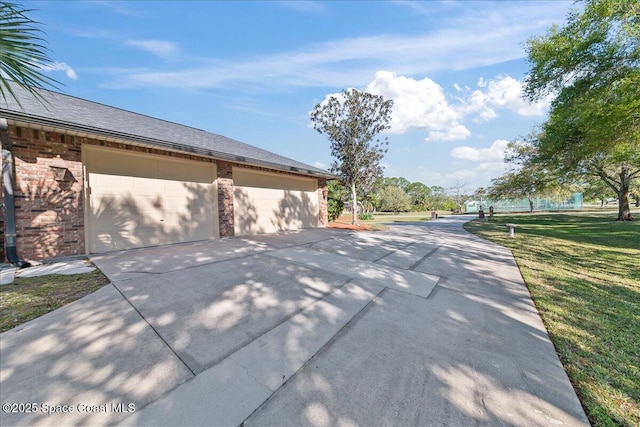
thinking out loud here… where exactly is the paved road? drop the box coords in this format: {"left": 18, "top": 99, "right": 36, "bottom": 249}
{"left": 0, "top": 216, "right": 589, "bottom": 426}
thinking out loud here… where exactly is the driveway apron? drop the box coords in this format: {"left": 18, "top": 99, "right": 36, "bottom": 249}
{"left": 0, "top": 217, "right": 589, "bottom": 426}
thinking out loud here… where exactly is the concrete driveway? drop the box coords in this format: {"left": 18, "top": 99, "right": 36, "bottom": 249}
{"left": 0, "top": 216, "right": 589, "bottom": 426}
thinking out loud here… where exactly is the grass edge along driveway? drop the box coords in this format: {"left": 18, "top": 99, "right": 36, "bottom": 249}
{"left": 464, "top": 213, "right": 639, "bottom": 427}
{"left": 0, "top": 269, "right": 110, "bottom": 333}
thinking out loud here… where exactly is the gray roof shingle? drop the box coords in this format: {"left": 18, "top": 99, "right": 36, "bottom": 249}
{"left": 0, "top": 83, "right": 333, "bottom": 178}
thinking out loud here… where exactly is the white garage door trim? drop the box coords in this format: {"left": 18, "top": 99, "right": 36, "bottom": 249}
{"left": 233, "top": 167, "right": 319, "bottom": 235}
{"left": 83, "top": 145, "right": 218, "bottom": 253}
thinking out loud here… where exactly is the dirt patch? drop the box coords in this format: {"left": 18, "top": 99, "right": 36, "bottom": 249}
{"left": 328, "top": 214, "right": 374, "bottom": 231}
{"left": 328, "top": 221, "right": 373, "bottom": 231}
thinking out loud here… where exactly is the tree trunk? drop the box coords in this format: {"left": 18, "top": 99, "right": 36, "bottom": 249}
{"left": 528, "top": 197, "right": 534, "bottom": 213}
{"left": 351, "top": 181, "right": 358, "bottom": 225}
{"left": 617, "top": 166, "right": 633, "bottom": 221}
{"left": 594, "top": 164, "right": 636, "bottom": 221}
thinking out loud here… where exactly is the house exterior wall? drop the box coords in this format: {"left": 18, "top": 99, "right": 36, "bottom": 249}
{"left": 2, "top": 123, "right": 329, "bottom": 262}
{"left": 6, "top": 125, "right": 85, "bottom": 260}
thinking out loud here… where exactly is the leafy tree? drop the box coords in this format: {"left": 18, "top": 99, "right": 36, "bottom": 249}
{"left": 488, "top": 137, "right": 561, "bottom": 213}
{"left": 406, "top": 181, "right": 432, "bottom": 211}
{"left": 524, "top": 0, "right": 640, "bottom": 220}
{"left": 429, "top": 186, "right": 450, "bottom": 210}
{"left": 489, "top": 172, "right": 541, "bottom": 213}
{"left": 581, "top": 175, "right": 617, "bottom": 206}
{"left": 379, "top": 186, "right": 410, "bottom": 214}
{"left": 326, "top": 180, "right": 346, "bottom": 222}
{"left": 0, "top": 1, "right": 60, "bottom": 103}
{"left": 357, "top": 176, "right": 384, "bottom": 213}
{"left": 382, "top": 176, "right": 410, "bottom": 192}
{"left": 632, "top": 179, "right": 640, "bottom": 207}
{"left": 311, "top": 89, "right": 393, "bottom": 225}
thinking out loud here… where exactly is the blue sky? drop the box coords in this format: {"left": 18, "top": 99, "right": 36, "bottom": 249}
{"left": 25, "top": 0, "right": 575, "bottom": 192}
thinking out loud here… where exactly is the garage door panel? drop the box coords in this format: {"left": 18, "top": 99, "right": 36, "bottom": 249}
{"left": 90, "top": 173, "right": 131, "bottom": 192}
{"left": 233, "top": 169, "right": 317, "bottom": 192}
{"left": 158, "top": 163, "right": 214, "bottom": 183}
{"left": 85, "top": 147, "right": 218, "bottom": 253}
{"left": 89, "top": 150, "right": 158, "bottom": 178}
{"left": 233, "top": 168, "right": 318, "bottom": 236}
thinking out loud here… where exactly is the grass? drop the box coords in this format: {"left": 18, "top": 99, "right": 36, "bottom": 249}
{"left": 464, "top": 213, "right": 639, "bottom": 427}
{"left": 362, "top": 210, "right": 452, "bottom": 224}
{"left": 0, "top": 269, "right": 110, "bottom": 333}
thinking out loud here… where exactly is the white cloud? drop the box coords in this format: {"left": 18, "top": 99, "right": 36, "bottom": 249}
{"left": 311, "top": 72, "right": 547, "bottom": 144}
{"left": 118, "top": 28, "right": 523, "bottom": 89}
{"left": 103, "top": 3, "right": 571, "bottom": 91}
{"left": 41, "top": 62, "right": 78, "bottom": 80}
{"left": 364, "top": 71, "right": 471, "bottom": 143}
{"left": 90, "top": 1, "right": 145, "bottom": 17}
{"left": 425, "top": 125, "right": 471, "bottom": 143}
{"left": 450, "top": 139, "right": 510, "bottom": 162}
{"left": 457, "top": 75, "right": 550, "bottom": 122}
{"left": 126, "top": 39, "right": 180, "bottom": 58}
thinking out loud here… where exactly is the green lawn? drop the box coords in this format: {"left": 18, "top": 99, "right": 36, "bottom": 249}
{"left": 0, "top": 270, "right": 110, "bottom": 333}
{"left": 362, "top": 210, "right": 445, "bottom": 224}
{"left": 464, "top": 214, "right": 639, "bottom": 427}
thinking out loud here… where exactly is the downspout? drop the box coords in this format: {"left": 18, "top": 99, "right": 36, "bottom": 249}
{"left": 1, "top": 118, "right": 31, "bottom": 268}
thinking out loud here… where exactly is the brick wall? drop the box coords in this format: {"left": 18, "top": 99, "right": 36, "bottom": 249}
{"left": 4, "top": 123, "right": 327, "bottom": 261}
{"left": 8, "top": 125, "right": 85, "bottom": 260}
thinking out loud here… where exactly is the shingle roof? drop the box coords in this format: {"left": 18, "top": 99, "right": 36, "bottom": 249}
{"left": 0, "top": 82, "right": 333, "bottom": 178}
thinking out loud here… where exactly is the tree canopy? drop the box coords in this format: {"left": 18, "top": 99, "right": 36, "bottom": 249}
{"left": 524, "top": 0, "right": 640, "bottom": 220}
{"left": 379, "top": 185, "right": 410, "bottom": 214}
{"left": 310, "top": 88, "right": 393, "bottom": 224}
{"left": 488, "top": 137, "right": 565, "bottom": 212}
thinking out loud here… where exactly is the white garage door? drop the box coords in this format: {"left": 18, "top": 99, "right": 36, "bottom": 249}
{"left": 84, "top": 146, "right": 218, "bottom": 253}
{"left": 233, "top": 167, "right": 319, "bottom": 235}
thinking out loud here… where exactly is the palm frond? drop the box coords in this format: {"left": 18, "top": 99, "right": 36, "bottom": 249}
{"left": 0, "top": 1, "right": 61, "bottom": 105}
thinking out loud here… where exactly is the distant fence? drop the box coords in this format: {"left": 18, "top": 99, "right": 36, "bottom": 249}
{"left": 465, "top": 193, "right": 583, "bottom": 213}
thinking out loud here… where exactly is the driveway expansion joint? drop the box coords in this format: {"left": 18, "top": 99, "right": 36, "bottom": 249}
{"left": 408, "top": 244, "right": 441, "bottom": 271}
{"left": 110, "top": 282, "right": 198, "bottom": 377}
{"left": 239, "top": 284, "right": 389, "bottom": 426}
{"left": 371, "top": 249, "right": 399, "bottom": 263}
{"left": 228, "top": 356, "right": 275, "bottom": 392}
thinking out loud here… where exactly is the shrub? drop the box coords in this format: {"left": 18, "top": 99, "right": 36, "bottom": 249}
{"left": 327, "top": 198, "right": 344, "bottom": 222}
{"left": 359, "top": 212, "right": 374, "bottom": 221}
